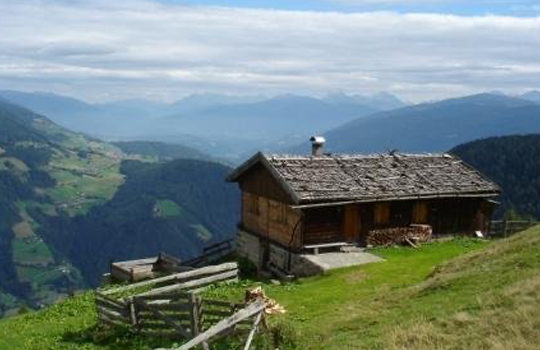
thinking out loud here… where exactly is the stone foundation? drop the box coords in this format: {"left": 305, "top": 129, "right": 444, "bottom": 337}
{"left": 237, "top": 229, "right": 370, "bottom": 278}
{"left": 236, "top": 229, "right": 263, "bottom": 269}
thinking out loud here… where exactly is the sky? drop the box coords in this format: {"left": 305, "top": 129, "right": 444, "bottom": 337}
{"left": 0, "top": 0, "right": 539, "bottom": 103}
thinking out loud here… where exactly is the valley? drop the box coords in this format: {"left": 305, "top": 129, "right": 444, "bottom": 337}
{"left": 0, "top": 100, "right": 238, "bottom": 316}
{"left": 0, "top": 89, "right": 539, "bottom": 321}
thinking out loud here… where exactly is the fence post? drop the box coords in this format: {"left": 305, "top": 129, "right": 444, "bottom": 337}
{"left": 189, "top": 292, "right": 200, "bottom": 338}
{"left": 504, "top": 220, "right": 508, "bottom": 238}
{"left": 188, "top": 292, "right": 209, "bottom": 350}
{"left": 130, "top": 298, "right": 140, "bottom": 330}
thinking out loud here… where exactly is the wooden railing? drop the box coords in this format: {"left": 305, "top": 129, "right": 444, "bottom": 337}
{"left": 489, "top": 220, "right": 539, "bottom": 238}
{"left": 182, "top": 239, "right": 235, "bottom": 268}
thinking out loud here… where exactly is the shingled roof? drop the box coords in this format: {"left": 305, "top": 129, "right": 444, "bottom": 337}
{"left": 227, "top": 152, "right": 500, "bottom": 205}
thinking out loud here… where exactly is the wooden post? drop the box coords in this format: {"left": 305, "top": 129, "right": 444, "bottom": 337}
{"left": 188, "top": 293, "right": 199, "bottom": 338}
{"left": 130, "top": 302, "right": 138, "bottom": 328}
{"left": 188, "top": 293, "right": 209, "bottom": 350}
{"left": 243, "top": 311, "right": 263, "bottom": 350}
{"left": 162, "top": 299, "right": 266, "bottom": 350}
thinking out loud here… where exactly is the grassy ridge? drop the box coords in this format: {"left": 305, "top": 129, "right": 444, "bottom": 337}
{"left": 1, "top": 226, "right": 539, "bottom": 350}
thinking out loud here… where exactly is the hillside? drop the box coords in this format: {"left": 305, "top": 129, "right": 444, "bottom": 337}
{"left": 0, "top": 100, "right": 239, "bottom": 316}
{"left": 0, "top": 98, "right": 123, "bottom": 315}
{"left": 112, "top": 141, "right": 214, "bottom": 162}
{"left": 295, "top": 93, "right": 540, "bottom": 154}
{"left": 451, "top": 134, "right": 540, "bottom": 219}
{"left": 60, "top": 159, "right": 239, "bottom": 286}
{"left": 1, "top": 226, "right": 538, "bottom": 350}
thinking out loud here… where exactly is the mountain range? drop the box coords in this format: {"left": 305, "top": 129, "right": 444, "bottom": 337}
{"left": 293, "top": 93, "right": 540, "bottom": 154}
{"left": 0, "top": 90, "right": 406, "bottom": 161}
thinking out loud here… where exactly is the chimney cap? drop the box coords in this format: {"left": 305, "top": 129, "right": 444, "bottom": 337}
{"left": 310, "top": 136, "right": 325, "bottom": 145}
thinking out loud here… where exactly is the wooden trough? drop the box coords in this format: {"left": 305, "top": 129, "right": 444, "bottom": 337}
{"left": 109, "top": 239, "right": 235, "bottom": 283}
{"left": 110, "top": 252, "right": 189, "bottom": 283}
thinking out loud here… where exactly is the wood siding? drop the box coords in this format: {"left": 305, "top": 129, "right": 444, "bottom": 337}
{"left": 303, "top": 207, "right": 343, "bottom": 245}
{"left": 241, "top": 191, "right": 302, "bottom": 249}
{"left": 343, "top": 204, "right": 360, "bottom": 243}
{"left": 238, "top": 163, "right": 292, "bottom": 204}
{"left": 242, "top": 188, "right": 492, "bottom": 249}
{"left": 374, "top": 202, "right": 390, "bottom": 224}
{"left": 412, "top": 202, "right": 428, "bottom": 223}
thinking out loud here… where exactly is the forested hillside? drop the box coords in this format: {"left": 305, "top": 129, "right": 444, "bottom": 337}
{"left": 451, "top": 134, "right": 540, "bottom": 220}
{"left": 0, "top": 100, "right": 238, "bottom": 316}
{"left": 57, "top": 159, "right": 238, "bottom": 286}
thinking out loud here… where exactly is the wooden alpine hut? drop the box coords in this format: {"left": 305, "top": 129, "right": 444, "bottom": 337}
{"left": 226, "top": 137, "right": 500, "bottom": 276}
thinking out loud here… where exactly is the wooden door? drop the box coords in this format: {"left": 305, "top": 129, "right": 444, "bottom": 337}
{"left": 343, "top": 204, "right": 360, "bottom": 243}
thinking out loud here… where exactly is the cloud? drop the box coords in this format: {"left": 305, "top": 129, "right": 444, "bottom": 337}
{"left": 0, "top": 0, "right": 538, "bottom": 102}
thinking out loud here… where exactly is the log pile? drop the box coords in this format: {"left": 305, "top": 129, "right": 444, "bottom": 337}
{"left": 367, "top": 224, "right": 432, "bottom": 247}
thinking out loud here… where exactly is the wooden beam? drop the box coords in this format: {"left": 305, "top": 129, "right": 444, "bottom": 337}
{"left": 135, "top": 270, "right": 238, "bottom": 298}
{"left": 102, "top": 262, "right": 238, "bottom": 295}
{"left": 135, "top": 298, "right": 191, "bottom": 339}
{"left": 155, "top": 299, "right": 266, "bottom": 350}
{"left": 243, "top": 311, "right": 263, "bottom": 350}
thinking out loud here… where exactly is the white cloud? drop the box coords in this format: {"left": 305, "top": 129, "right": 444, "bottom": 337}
{"left": 0, "top": 0, "right": 538, "bottom": 102}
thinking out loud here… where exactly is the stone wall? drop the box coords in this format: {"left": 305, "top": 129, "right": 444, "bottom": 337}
{"left": 237, "top": 228, "right": 327, "bottom": 278}
{"left": 236, "top": 229, "right": 262, "bottom": 269}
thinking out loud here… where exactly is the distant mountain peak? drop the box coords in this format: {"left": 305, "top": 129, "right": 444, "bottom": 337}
{"left": 520, "top": 90, "right": 540, "bottom": 104}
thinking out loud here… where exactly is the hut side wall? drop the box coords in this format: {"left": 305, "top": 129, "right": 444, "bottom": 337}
{"left": 241, "top": 191, "right": 302, "bottom": 249}
{"left": 303, "top": 206, "right": 344, "bottom": 245}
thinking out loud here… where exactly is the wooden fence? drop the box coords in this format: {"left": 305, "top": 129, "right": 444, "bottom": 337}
{"left": 182, "top": 239, "right": 235, "bottom": 268}
{"left": 95, "top": 292, "right": 131, "bottom": 328}
{"left": 489, "top": 220, "right": 539, "bottom": 238}
{"left": 95, "top": 262, "right": 242, "bottom": 340}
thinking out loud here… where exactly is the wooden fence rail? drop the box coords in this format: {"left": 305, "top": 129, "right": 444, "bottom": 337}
{"left": 489, "top": 220, "right": 539, "bottom": 238}
{"left": 182, "top": 239, "right": 235, "bottom": 268}
{"left": 95, "top": 292, "right": 131, "bottom": 327}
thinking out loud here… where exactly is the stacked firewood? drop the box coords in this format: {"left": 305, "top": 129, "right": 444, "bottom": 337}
{"left": 367, "top": 224, "right": 432, "bottom": 247}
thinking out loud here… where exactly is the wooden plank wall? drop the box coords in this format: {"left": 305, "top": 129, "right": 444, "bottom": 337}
{"left": 241, "top": 191, "right": 302, "bottom": 249}
{"left": 343, "top": 204, "right": 359, "bottom": 242}
{"left": 303, "top": 207, "right": 343, "bottom": 245}
{"left": 238, "top": 163, "right": 291, "bottom": 203}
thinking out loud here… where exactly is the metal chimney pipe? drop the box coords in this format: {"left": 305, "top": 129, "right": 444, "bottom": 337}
{"left": 310, "top": 136, "right": 325, "bottom": 157}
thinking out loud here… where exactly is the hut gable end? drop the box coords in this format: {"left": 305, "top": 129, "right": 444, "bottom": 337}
{"left": 234, "top": 160, "right": 294, "bottom": 204}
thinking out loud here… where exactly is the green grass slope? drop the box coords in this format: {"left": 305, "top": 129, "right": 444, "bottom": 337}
{"left": 1, "top": 226, "right": 538, "bottom": 350}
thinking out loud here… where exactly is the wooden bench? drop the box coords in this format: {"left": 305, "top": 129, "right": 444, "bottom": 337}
{"left": 303, "top": 242, "right": 352, "bottom": 255}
